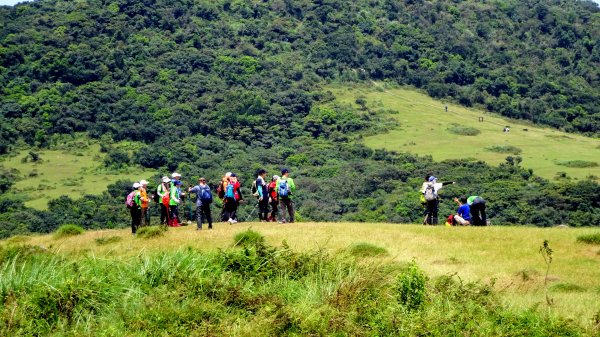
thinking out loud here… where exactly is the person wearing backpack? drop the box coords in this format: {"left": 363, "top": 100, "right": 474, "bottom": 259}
{"left": 189, "top": 177, "right": 213, "bottom": 230}
{"left": 126, "top": 182, "right": 142, "bottom": 234}
{"left": 255, "top": 169, "right": 269, "bottom": 222}
{"left": 467, "top": 195, "right": 487, "bottom": 226}
{"left": 276, "top": 169, "right": 296, "bottom": 223}
{"left": 420, "top": 175, "right": 455, "bottom": 225}
{"left": 139, "top": 180, "right": 150, "bottom": 227}
{"left": 223, "top": 173, "right": 243, "bottom": 224}
{"left": 217, "top": 172, "right": 231, "bottom": 221}
{"left": 268, "top": 175, "right": 279, "bottom": 222}
{"left": 169, "top": 178, "right": 183, "bottom": 227}
{"left": 156, "top": 176, "right": 170, "bottom": 225}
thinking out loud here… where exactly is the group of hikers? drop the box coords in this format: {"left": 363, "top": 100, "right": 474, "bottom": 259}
{"left": 420, "top": 174, "right": 487, "bottom": 226}
{"left": 126, "top": 170, "right": 486, "bottom": 234}
{"left": 125, "top": 169, "right": 297, "bottom": 234}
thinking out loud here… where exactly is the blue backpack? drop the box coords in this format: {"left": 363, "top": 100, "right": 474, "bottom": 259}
{"left": 279, "top": 180, "right": 290, "bottom": 198}
{"left": 200, "top": 186, "right": 213, "bottom": 204}
{"left": 225, "top": 184, "right": 235, "bottom": 198}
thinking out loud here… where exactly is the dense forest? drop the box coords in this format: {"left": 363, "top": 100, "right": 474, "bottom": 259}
{"left": 0, "top": 0, "right": 599, "bottom": 236}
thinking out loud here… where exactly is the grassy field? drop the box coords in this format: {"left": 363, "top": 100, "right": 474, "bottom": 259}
{"left": 0, "top": 139, "right": 156, "bottom": 209}
{"left": 328, "top": 83, "right": 600, "bottom": 181}
{"left": 8, "top": 222, "right": 600, "bottom": 326}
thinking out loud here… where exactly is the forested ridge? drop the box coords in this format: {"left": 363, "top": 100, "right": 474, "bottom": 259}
{"left": 0, "top": 0, "right": 599, "bottom": 236}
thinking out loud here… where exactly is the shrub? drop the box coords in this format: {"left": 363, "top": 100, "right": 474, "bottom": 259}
{"left": 53, "top": 224, "right": 84, "bottom": 239}
{"left": 95, "top": 236, "right": 122, "bottom": 245}
{"left": 576, "top": 233, "right": 600, "bottom": 245}
{"left": 557, "top": 160, "right": 598, "bottom": 168}
{"left": 348, "top": 242, "right": 388, "bottom": 257}
{"left": 550, "top": 283, "right": 586, "bottom": 293}
{"left": 447, "top": 124, "right": 481, "bottom": 136}
{"left": 233, "top": 229, "right": 264, "bottom": 247}
{"left": 485, "top": 145, "right": 522, "bottom": 155}
{"left": 396, "top": 261, "right": 427, "bottom": 310}
{"left": 136, "top": 226, "right": 165, "bottom": 239}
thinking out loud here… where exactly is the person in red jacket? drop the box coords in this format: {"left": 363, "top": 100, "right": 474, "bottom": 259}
{"left": 223, "top": 173, "right": 243, "bottom": 224}
{"left": 267, "top": 175, "right": 279, "bottom": 222}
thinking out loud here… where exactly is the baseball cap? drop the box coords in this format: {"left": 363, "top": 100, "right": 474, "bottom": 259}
{"left": 139, "top": 180, "right": 149, "bottom": 185}
{"left": 162, "top": 176, "right": 170, "bottom": 183}
{"left": 428, "top": 176, "right": 437, "bottom": 182}
{"left": 133, "top": 182, "right": 141, "bottom": 188}
{"left": 172, "top": 172, "right": 182, "bottom": 178}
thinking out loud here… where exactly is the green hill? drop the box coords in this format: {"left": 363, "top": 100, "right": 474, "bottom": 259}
{"left": 330, "top": 84, "right": 600, "bottom": 180}
{"left": 1, "top": 223, "right": 599, "bottom": 335}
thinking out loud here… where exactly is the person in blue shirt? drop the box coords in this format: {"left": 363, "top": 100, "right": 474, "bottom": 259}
{"left": 256, "top": 169, "right": 269, "bottom": 222}
{"left": 453, "top": 196, "right": 471, "bottom": 226}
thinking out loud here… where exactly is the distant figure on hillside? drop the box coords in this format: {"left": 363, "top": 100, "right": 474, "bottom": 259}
{"left": 126, "top": 182, "right": 142, "bottom": 234}
{"left": 478, "top": 116, "right": 484, "bottom": 122}
{"left": 468, "top": 195, "right": 487, "bottom": 226}
{"left": 255, "top": 169, "right": 270, "bottom": 222}
{"left": 445, "top": 105, "right": 448, "bottom": 112}
{"left": 139, "top": 180, "right": 150, "bottom": 227}
{"left": 420, "top": 175, "right": 455, "bottom": 225}
{"left": 268, "top": 175, "right": 279, "bottom": 222}
{"left": 453, "top": 196, "right": 471, "bottom": 226}
{"left": 156, "top": 176, "right": 171, "bottom": 226}
{"left": 503, "top": 126, "right": 510, "bottom": 133}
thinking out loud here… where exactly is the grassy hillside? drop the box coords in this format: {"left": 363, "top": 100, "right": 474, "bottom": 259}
{"left": 329, "top": 84, "right": 600, "bottom": 181}
{"left": 0, "top": 137, "right": 156, "bottom": 209}
{"left": 7, "top": 222, "right": 600, "bottom": 327}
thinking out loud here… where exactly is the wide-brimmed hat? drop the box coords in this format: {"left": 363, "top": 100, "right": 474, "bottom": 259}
{"left": 139, "top": 180, "right": 149, "bottom": 185}
{"left": 162, "top": 176, "right": 170, "bottom": 183}
{"left": 172, "top": 172, "right": 182, "bottom": 178}
{"left": 133, "top": 182, "right": 141, "bottom": 188}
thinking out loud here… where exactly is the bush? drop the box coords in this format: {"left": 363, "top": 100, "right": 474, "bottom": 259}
{"left": 447, "top": 124, "right": 481, "bottom": 136}
{"left": 485, "top": 145, "right": 522, "bottom": 155}
{"left": 348, "top": 242, "right": 388, "bottom": 257}
{"left": 95, "top": 236, "right": 122, "bottom": 245}
{"left": 576, "top": 233, "right": 600, "bottom": 245}
{"left": 53, "top": 224, "right": 84, "bottom": 239}
{"left": 233, "top": 229, "right": 264, "bottom": 247}
{"left": 557, "top": 160, "right": 598, "bottom": 168}
{"left": 396, "top": 261, "right": 427, "bottom": 310}
{"left": 136, "top": 226, "right": 166, "bottom": 239}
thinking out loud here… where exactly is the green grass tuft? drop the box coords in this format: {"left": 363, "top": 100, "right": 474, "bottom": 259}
{"left": 136, "top": 226, "right": 166, "bottom": 239}
{"left": 447, "top": 124, "right": 481, "bottom": 136}
{"left": 550, "top": 283, "right": 586, "bottom": 293}
{"left": 485, "top": 145, "right": 522, "bottom": 155}
{"left": 576, "top": 233, "right": 600, "bottom": 245}
{"left": 53, "top": 224, "right": 84, "bottom": 239}
{"left": 556, "top": 160, "right": 598, "bottom": 168}
{"left": 348, "top": 242, "right": 388, "bottom": 257}
{"left": 95, "top": 236, "right": 122, "bottom": 245}
{"left": 233, "top": 229, "right": 264, "bottom": 247}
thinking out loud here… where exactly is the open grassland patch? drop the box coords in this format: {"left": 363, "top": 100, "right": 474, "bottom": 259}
{"left": 330, "top": 85, "right": 600, "bottom": 180}
{"left": 53, "top": 224, "right": 84, "bottom": 239}
{"left": 551, "top": 283, "right": 586, "bottom": 293}
{"left": 577, "top": 233, "right": 600, "bottom": 245}
{"left": 348, "top": 242, "right": 388, "bottom": 257}
{"left": 0, "top": 138, "right": 156, "bottom": 210}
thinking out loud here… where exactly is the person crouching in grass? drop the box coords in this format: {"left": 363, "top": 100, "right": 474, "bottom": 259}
{"left": 453, "top": 196, "right": 471, "bottom": 226}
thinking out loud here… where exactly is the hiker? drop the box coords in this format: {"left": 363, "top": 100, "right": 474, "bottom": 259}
{"left": 169, "top": 176, "right": 183, "bottom": 227}
{"left": 255, "top": 169, "right": 269, "bottom": 222}
{"left": 276, "top": 169, "right": 296, "bottom": 223}
{"left": 218, "top": 172, "right": 232, "bottom": 221}
{"left": 421, "top": 175, "right": 455, "bottom": 225}
{"left": 453, "top": 196, "right": 471, "bottom": 226}
{"left": 127, "top": 182, "right": 142, "bottom": 234}
{"left": 189, "top": 177, "right": 213, "bottom": 230}
{"left": 468, "top": 196, "right": 487, "bottom": 226}
{"left": 223, "top": 173, "right": 243, "bottom": 224}
{"left": 156, "top": 176, "right": 170, "bottom": 225}
{"left": 139, "top": 180, "right": 150, "bottom": 227}
{"left": 268, "top": 175, "right": 279, "bottom": 222}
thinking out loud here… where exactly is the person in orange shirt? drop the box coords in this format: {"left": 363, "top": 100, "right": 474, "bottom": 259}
{"left": 139, "top": 180, "right": 150, "bottom": 227}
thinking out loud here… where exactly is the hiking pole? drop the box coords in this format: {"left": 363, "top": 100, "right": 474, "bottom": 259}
{"left": 244, "top": 202, "right": 259, "bottom": 222}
